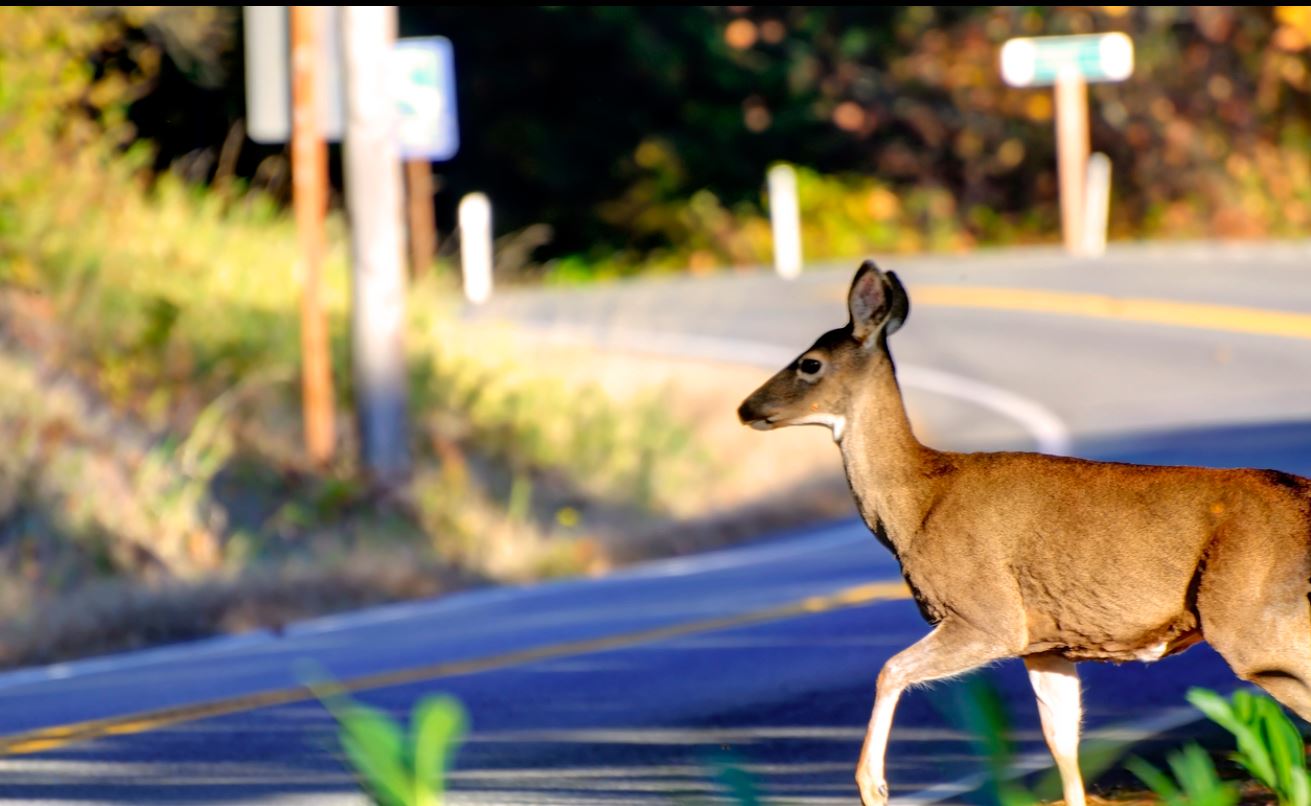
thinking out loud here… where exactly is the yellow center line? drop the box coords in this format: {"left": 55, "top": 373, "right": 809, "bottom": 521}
{"left": 0, "top": 580, "right": 911, "bottom": 757}
{"left": 839, "top": 284, "right": 1311, "bottom": 341}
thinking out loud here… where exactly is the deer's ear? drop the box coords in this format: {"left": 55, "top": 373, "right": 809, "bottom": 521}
{"left": 884, "top": 270, "right": 909, "bottom": 336}
{"left": 848, "top": 261, "right": 908, "bottom": 346}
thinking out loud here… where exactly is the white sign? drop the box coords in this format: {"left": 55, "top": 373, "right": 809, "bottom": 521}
{"left": 393, "top": 37, "right": 460, "bottom": 161}
{"left": 244, "top": 6, "right": 344, "bottom": 142}
{"left": 1001, "top": 33, "right": 1133, "bottom": 88}
{"left": 244, "top": 8, "right": 460, "bottom": 161}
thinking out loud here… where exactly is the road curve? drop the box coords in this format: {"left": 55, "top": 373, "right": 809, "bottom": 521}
{"left": 1, "top": 241, "right": 1309, "bottom": 804}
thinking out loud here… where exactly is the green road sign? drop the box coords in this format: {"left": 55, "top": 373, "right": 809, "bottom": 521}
{"left": 1000, "top": 33, "right": 1133, "bottom": 87}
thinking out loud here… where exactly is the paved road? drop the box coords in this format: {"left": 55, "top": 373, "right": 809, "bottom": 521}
{"left": 0, "top": 241, "right": 1309, "bottom": 804}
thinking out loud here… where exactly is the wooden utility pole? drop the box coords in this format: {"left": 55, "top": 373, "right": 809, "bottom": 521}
{"left": 1054, "top": 69, "right": 1089, "bottom": 254}
{"left": 404, "top": 158, "right": 437, "bottom": 279}
{"left": 289, "top": 5, "right": 336, "bottom": 466}
{"left": 342, "top": 5, "right": 411, "bottom": 483}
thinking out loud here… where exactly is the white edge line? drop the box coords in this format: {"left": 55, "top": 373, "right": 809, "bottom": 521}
{"left": 898, "top": 365, "right": 1072, "bottom": 456}
{"left": 508, "top": 324, "right": 1073, "bottom": 456}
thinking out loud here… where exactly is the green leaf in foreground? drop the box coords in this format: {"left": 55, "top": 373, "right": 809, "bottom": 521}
{"left": 1188, "top": 687, "right": 1310, "bottom": 806}
{"left": 302, "top": 664, "right": 469, "bottom": 806}
{"left": 706, "top": 750, "right": 760, "bottom": 806}
{"left": 949, "top": 674, "right": 1038, "bottom": 806}
{"left": 412, "top": 695, "right": 469, "bottom": 806}
{"left": 1128, "top": 743, "right": 1239, "bottom": 806}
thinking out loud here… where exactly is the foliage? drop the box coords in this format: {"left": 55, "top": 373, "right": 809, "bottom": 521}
{"left": 312, "top": 681, "right": 764, "bottom": 806}
{"left": 547, "top": 164, "right": 976, "bottom": 283}
{"left": 400, "top": 7, "right": 1311, "bottom": 274}
{"left": 1128, "top": 687, "right": 1311, "bottom": 806}
{"left": 309, "top": 675, "right": 1311, "bottom": 806}
{"left": 1188, "top": 687, "right": 1311, "bottom": 806}
{"left": 704, "top": 751, "right": 762, "bottom": 806}
{"left": 309, "top": 674, "right": 468, "bottom": 806}
{"left": 950, "top": 677, "right": 1310, "bottom": 806}
{"left": 22, "top": 8, "right": 1309, "bottom": 281}
{"left": 1127, "top": 742, "right": 1241, "bottom": 806}
{"left": 411, "top": 319, "right": 705, "bottom": 512}
{"left": 953, "top": 674, "right": 1040, "bottom": 806}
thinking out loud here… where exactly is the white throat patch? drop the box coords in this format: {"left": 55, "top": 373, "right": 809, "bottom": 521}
{"left": 789, "top": 413, "right": 847, "bottom": 443}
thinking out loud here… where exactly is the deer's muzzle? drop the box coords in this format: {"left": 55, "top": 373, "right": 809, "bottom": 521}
{"left": 737, "top": 398, "right": 777, "bottom": 430}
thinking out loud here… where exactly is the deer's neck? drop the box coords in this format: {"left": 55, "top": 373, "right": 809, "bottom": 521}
{"left": 837, "top": 356, "right": 934, "bottom": 557}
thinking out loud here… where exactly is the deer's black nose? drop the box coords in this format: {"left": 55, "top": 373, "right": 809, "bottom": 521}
{"left": 738, "top": 397, "right": 774, "bottom": 426}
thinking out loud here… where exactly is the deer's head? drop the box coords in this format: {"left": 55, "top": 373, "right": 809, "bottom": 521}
{"left": 737, "top": 260, "right": 909, "bottom": 442}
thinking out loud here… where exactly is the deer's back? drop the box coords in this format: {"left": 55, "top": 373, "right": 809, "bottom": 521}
{"left": 895, "top": 451, "right": 1311, "bottom": 662}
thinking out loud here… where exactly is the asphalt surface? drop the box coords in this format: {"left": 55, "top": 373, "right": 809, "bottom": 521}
{"left": 1, "top": 241, "right": 1309, "bottom": 805}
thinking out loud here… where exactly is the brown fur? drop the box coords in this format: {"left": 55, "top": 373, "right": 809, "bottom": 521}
{"left": 738, "top": 261, "right": 1311, "bottom": 805}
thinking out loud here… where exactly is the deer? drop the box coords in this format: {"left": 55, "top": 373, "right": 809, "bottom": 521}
{"left": 737, "top": 260, "right": 1311, "bottom": 806}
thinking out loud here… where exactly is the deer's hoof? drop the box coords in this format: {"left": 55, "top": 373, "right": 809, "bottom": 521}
{"left": 856, "top": 773, "right": 889, "bottom": 806}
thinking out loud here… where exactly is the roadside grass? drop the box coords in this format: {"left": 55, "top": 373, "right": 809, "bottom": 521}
{"left": 0, "top": 8, "right": 736, "bottom": 667}
{"left": 0, "top": 241, "right": 720, "bottom": 666}
{"left": 0, "top": 168, "right": 847, "bottom": 667}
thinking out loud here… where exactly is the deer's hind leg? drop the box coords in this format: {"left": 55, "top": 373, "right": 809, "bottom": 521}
{"left": 1197, "top": 524, "right": 1311, "bottom": 722}
{"left": 1025, "top": 654, "right": 1086, "bottom": 806}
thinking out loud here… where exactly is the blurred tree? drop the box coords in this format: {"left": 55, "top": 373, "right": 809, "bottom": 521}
{"left": 15, "top": 6, "right": 1309, "bottom": 276}
{"left": 395, "top": 6, "right": 1311, "bottom": 266}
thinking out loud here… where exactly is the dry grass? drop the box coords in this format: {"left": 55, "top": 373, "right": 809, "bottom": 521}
{"left": 0, "top": 298, "right": 859, "bottom": 670}
{"left": 460, "top": 322, "right": 862, "bottom": 563}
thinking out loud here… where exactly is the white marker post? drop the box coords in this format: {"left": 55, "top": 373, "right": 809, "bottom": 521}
{"left": 1000, "top": 32, "right": 1132, "bottom": 256}
{"left": 459, "top": 193, "right": 493, "bottom": 305}
{"left": 1082, "top": 152, "right": 1112, "bottom": 257}
{"left": 767, "top": 163, "right": 802, "bottom": 280}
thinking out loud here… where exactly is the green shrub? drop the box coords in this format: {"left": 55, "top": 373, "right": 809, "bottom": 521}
{"left": 1188, "top": 687, "right": 1310, "bottom": 806}
{"left": 1127, "top": 742, "right": 1241, "bottom": 806}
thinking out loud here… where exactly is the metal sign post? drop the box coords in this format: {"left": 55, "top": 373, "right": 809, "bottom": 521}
{"left": 1001, "top": 32, "right": 1133, "bottom": 256}
{"left": 342, "top": 5, "right": 411, "bottom": 484}
{"left": 243, "top": 8, "right": 461, "bottom": 481}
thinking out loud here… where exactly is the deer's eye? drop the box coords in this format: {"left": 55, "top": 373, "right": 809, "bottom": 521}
{"left": 799, "top": 358, "right": 823, "bottom": 375}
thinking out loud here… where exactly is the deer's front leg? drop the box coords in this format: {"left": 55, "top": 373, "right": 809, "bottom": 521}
{"left": 856, "top": 620, "right": 1014, "bottom": 806}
